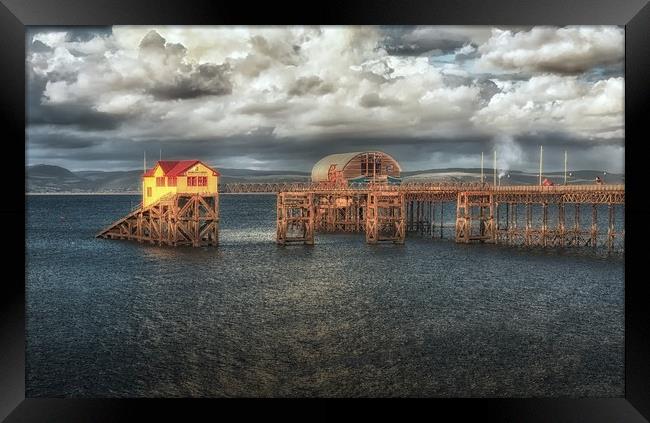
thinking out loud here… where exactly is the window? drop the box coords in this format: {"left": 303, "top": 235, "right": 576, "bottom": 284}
{"left": 147, "top": 187, "right": 152, "bottom": 197}
{"left": 156, "top": 177, "right": 165, "bottom": 187}
{"left": 187, "top": 176, "right": 206, "bottom": 187}
{"left": 168, "top": 176, "right": 177, "bottom": 187}
{"left": 361, "top": 154, "right": 381, "bottom": 176}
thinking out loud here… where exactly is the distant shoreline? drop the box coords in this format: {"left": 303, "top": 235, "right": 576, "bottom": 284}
{"left": 27, "top": 192, "right": 140, "bottom": 196}
{"left": 26, "top": 192, "right": 276, "bottom": 196}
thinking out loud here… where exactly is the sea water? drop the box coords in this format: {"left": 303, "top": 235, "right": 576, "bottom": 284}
{"left": 26, "top": 194, "right": 624, "bottom": 397}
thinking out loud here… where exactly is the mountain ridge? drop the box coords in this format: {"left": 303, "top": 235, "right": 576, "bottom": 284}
{"left": 26, "top": 164, "right": 624, "bottom": 193}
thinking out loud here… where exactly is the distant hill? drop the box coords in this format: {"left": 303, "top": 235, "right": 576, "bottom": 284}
{"left": 25, "top": 164, "right": 623, "bottom": 193}
{"left": 27, "top": 164, "right": 89, "bottom": 192}
{"left": 216, "top": 168, "right": 310, "bottom": 184}
{"left": 29, "top": 164, "right": 82, "bottom": 180}
{"left": 26, "top": 165, "right": 310, "bottom": 193}
{"left": 402, "top": 168, "right": 624, "bottom": 185}
{"left": 216, "top": 168, "right": 310, "bottom": 177}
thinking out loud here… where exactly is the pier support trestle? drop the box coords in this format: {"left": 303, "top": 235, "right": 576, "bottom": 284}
{"left": 276, "top": 192, "right": 315, "bottom": 245}
{"left": 275, "top": 184, "right": 624, "bottom": 252}
{"left": 97, "top": 193, "right": 219, "bottom": 247}
{"left": 455, "top": 191, "right": 495, "bottom": 243}
{"left": 365, "top": 191, "right": 405, "bottom": 244}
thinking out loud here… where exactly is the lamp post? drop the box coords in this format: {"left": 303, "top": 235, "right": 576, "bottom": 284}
{"left": 493, "top": 150, "right": 497, "bottom": 187}
{"left": 539, "top": 145, "right": 543, "bottom": 186}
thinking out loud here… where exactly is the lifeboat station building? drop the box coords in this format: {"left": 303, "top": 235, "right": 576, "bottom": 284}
{"left": 142, "top": 160, "right": 220, "bottom": 207}
{"left": 97, "top": 159, "right": 221, "bottom": 247}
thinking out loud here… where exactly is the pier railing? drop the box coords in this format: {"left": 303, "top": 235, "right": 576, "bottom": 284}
{"left": 223, "top": 181, "right": 625, "bottom": 194}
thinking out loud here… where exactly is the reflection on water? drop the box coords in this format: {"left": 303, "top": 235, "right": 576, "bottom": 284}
{"left": 26, "top": 194, "right": 624, "bottom": 397}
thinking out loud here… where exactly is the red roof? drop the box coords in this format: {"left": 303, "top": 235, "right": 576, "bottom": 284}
{"left": 143, "top": 160, "right": 221, "bottom": 177}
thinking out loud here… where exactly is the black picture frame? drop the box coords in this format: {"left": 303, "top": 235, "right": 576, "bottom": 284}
{"left": 3, "top": 0, "right": 649, "bottom": 420}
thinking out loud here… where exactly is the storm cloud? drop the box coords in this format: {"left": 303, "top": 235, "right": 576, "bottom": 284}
{"left": 383, "top": 26, "right": 495, "bottom": 56}
{"left": 26, "top": 25, "right": 625, "bottom": 173}
{"left": 288, "top": 76, "right": 334, "bottom": 96}
{"left": 477, "top": 26, "right": 624, "bottom": 74}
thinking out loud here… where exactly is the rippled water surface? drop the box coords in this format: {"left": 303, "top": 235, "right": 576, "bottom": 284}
{"left": 26, "top": 194, "right": 624, "bottom": 397}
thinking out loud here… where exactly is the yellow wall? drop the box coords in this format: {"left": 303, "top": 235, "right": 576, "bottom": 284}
{"left": 142, "top": 162, "right": 219, "bottom": 207}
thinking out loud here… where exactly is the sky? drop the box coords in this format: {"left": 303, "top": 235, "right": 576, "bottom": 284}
{"left": 26, "top": 25, "right": 625, "bottom": 173}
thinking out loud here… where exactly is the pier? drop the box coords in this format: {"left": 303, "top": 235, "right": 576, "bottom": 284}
{"left": 95, "top": 155, "right": 624, "bottom": 252}
{"left": 274, "top": 182, "right": 625, "bottom": 251}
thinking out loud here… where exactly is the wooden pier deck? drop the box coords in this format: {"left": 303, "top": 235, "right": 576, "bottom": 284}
{"left": 96, "top": 182, "right": 623, "bottom": 251}
{"left": 274, "top": 183, "right": 625, "bottom": 251}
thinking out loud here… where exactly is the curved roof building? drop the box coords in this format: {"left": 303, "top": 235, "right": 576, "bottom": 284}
{"left": 311, "top": 151, "right": 401, "bottom": 183}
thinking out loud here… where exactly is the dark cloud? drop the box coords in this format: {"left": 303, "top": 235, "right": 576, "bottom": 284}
{"left": 382, "top": 27, "right": 471, "bottom": 56}
{"left": 138, "top": 30, "right": 233, "bottom": 100}
{"left": 67, "top": 49, "right": 92, "bottom": 58}
{"left": 476, "top": 79, "right": 500, "bottom": 105}
{"left": 27, "top": 69, "right": 127, "bottom": 131}
{"left": 360, "top": 71, "right": 390, "bottom": 85}
{"left": 385, "top": 41, "right": 462, "bottom": 57}
{"left": 250, "top": 35, "right": 301, "bottom": 66}
{"left": 234, "top": 54, "right": 273, "bottom": 78}
{"left": 238, "top": 102, "right": 289, "bottom": 116}
{"left": 27, "top": 26, "right": 112, "bottom": 43}
{"left": 30, "top": 40, "right": 53, "bottom": 53}
{"left": 139, "top": 30, "right": 167, "bottom": 51}
{"left": 309, "top": 117, "right": 357, "bottom": 128}
{"left": 246, "top": 126, "right": 276, "bottom": 136}
{"left": 28, "top": 132, "right": 103, "bottom": 150}
{"left": 148, "top": 63, "right": 233, "bottom": 100}
{"left": 477, "top": 26, "right": 623, "bottom": 75}
{"left": 26, "top": 127, "right": 624, "bottom": 174}
{"left": 439, "top": 74, "right": 501, "bottom": 105}
{"left": 488, "top": 73, "right": 532, "bottom": 82}
{"left": 359, "top": 93, "right": 401, "bottom": 108}
{"left": 288, "top": 76, "right": 334, "bottom": 96}
{"left": 441, "top": 74, "right": 472, "bottom": 89}
{"left": 30, "top": 104, "right": 128, "bottom": 131}
{"left": 381, "top": 26, "right": 534, "bottom": 58}
{"left": 65, "top": 27, "right": 113, "bottom": 42}
{"left": 536, "top": 62, "right": 615, "bottom": 75}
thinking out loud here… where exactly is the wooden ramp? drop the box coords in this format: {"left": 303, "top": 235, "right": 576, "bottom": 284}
{"left": 96, "top": 203, "right": 145, "bottom": 239}
{"left": 96, "top": 193, "right": 219, "bottom": 247}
